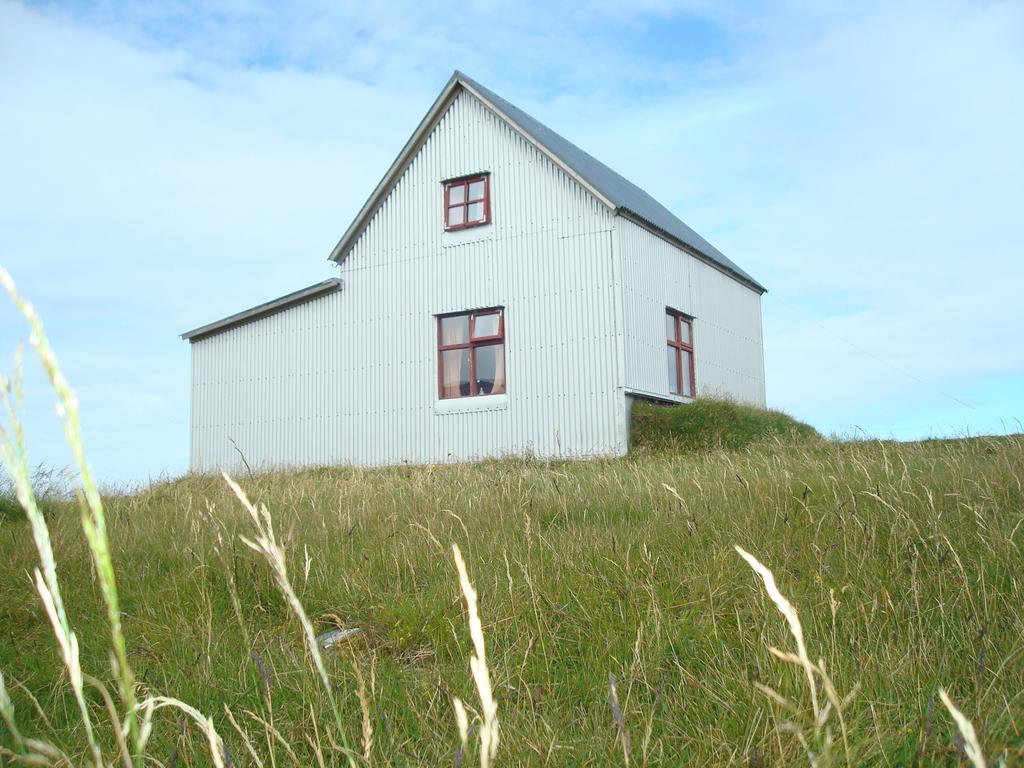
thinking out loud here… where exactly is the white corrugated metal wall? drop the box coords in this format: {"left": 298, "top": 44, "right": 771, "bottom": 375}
{"left": 189, "top": 291, "right": 346, "bottom": 470}
{"left": 189, "top": 89, "right": 627, "bottom": 472}
{"left": 617, "top": 217, "right": 766, "bottom": 406}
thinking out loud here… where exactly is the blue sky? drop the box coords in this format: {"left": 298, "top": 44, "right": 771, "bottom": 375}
{"left": 1, "top": 0, "right": 1022, "bottom": 485}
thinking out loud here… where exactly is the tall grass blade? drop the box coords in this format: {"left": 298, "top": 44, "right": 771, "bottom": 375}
{"left": 0, "top": 325, "right": 104, "bottom": 767}
{"left": 1, "top": 266, "right": 140, "bottom": 763}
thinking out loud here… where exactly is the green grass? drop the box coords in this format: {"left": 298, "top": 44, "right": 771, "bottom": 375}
{"left": 0, "top": 270, "right": 1019, "bottom": 765}
{"left": 2, "top": 435, "right": 1022, "bottom": 765}
{"left": 0, "top": 490, "right": 20, "bottom": 522}
{"left": 630, "top": 397, "right": 820, "bottom": 453}
{"left": 0, "top": 467, "right": 67, "bottom": 522}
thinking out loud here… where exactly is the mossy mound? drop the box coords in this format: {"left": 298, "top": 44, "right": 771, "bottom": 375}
{"left": 630, "top": 397, "right": 820, "bottom": 452}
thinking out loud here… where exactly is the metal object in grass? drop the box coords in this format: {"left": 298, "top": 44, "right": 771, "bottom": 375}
{"left": 316, "top": 627, "right": 363, "bottom": 654}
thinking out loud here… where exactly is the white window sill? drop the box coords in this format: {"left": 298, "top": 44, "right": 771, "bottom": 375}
{"left": 434, "top": 393, "right": 509, "bottom": 415}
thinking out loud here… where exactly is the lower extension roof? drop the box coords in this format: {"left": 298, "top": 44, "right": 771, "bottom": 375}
{"left": 181, "top": 279, "right": 343, "bottom": 342}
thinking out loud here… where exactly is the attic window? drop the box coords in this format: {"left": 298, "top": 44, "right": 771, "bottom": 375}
{"left": 444, "top": 175, "right": 490, "bottom": 231}
{"left": 666, "top": 310, "right": 696, "bottom": 398}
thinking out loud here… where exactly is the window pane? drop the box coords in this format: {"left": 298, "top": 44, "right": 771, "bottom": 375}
{"left": 440, "top": 314, "right": 469, "bottom": 345}
{"left": 472, "top": 312, "right": 501, "bottom": 339}
{"left": 441, "top": 348, "right": 471, "bottom": 398}
{"left": 474, "top": 343, "right": 506, "bottom": 395}
{"left": 448, "top": 184, "right": 466, "bottom": 205}
{"left": 666, "top": 313, "right": 677, "bottom": 342}
{"left": 447, "top": 205, "right": 465, "bottom": 226}
{"left": 467, "top": 201, "right": 485, "bottom": 222}
{"left": 679, "top": 319, "right": 692, "bottom": 345}
{"left": 667, "top": 346, "right": 679, "bottom": 394}
{"left": 468, "top": 180, "right": 485, "bottom": 201}
{"left": 680, "top": 349, "right": 694, "bottom": 397}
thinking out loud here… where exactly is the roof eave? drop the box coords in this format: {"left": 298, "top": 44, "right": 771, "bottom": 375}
{"left": 328, "top": 73, "right": 463, "bottom": 265}
{"left": 181, "top": 278, "right": 344, "bottom": 342}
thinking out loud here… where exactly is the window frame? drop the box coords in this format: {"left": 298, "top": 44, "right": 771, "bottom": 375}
{"left": 666, "top": 309, "right": 696, "bottom": 398}
{"left": 443, "top": 174, "right": 491, "bottom": 231}
{"left": 436, "top": 307, "right": 506, "bottom": 399}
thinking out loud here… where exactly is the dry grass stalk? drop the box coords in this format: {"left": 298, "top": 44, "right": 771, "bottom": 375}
{"left": 306, "top": 702, "right": 327, "bottom": 768}
{"left": 452, "top": 696, "right": 470, "bottom": 759}
{"left": 938, "top": 689, "right": 986, "bottom": 768}
{"left": 1, "top": 738, "right": 67, "bottom": 766}
{"left": 736, "top": 545, "right": 859, "bottom": 765}
{"left": 452, "top": 543, "right": 499, "bottom": 768}
{"left": 608, "top": 672, "right": 632, "bottom": 766}
{"left": 0, "top": 672, "right": 26, "bottom": 756}
{"left": 351, "top": 653, "right": 374, "bottom": 763}
{"left": 224, "top": 705, "right": 265, "bottom": 768}
{"left": 136, "top": 696, "right": 227, "bottom": 768}
{"left": 246, "top": 709, "right": 301, "bottom": 766}
{"left": 83, "top": 674, "right": 132, "bottom": 765}
{"left": 817, "top": 656, "right": 855, "bottom": 764}
{"left": 735, "top": 545, "right": 820, "bottom": 719}
{"left": 222, "top": 471, "right": 358, "bottom": 767}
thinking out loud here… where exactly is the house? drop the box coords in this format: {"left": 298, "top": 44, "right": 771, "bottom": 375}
{"left": 182, "top": 71, "right": 766, "bottom": 472}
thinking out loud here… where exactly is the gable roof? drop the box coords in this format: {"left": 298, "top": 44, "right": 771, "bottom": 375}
{"left": 329, "top": 71, "right": 765, "bottom": 294}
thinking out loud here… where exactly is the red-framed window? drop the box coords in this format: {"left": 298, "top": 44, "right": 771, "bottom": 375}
{"left": 444, "top": 174, "right": 490, "bottom": 231}
{"left": 437, "top": 308, "right": 506, "bottom": 399}
{"left": 666, "top": 310, "right": 696, "bottom": 398}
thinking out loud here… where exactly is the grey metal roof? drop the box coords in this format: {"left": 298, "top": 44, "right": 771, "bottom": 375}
{"left": 329, "top": 71, "right": 764, "bottom": 294}
{"left": 454, "top": 72, "right": 764, "bottom": 293}
{"left": 181, "top": 279, "right": 343, "bottom": 342}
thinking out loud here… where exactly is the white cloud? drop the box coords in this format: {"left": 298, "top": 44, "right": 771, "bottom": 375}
{"left": 1, "top": 0, "right": 1021, "bottom": 482}
{"left": 547, "top": 1, "right": 1024, "bottom": 433}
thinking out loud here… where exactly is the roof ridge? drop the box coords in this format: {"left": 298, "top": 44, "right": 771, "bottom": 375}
{"left": 453, "top": 71, "right": 764, "bottom": 293}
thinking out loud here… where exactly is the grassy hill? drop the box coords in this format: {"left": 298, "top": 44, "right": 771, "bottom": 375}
{"left": 2, "top": 426, "right": 1022, "bottom": 765}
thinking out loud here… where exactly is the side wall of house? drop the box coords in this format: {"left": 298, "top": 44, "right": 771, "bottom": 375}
{"left": 189, "top": 90, "right": 627, "bottom": 472}
{"left": 617, "top": 217, "right": 766, "bottom": 406}
{"left": 189, "top": 292, "right": 346, "bottom": 471}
